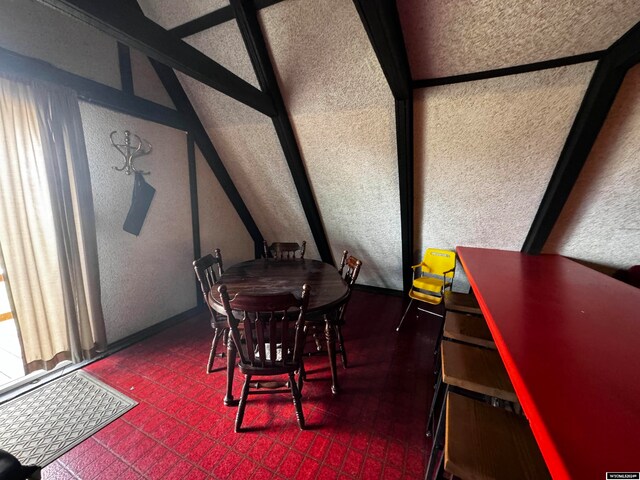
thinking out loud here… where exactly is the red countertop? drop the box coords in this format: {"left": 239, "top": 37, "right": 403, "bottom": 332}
{"left": 457, "top": 247, "right": 640, "bottom": 480}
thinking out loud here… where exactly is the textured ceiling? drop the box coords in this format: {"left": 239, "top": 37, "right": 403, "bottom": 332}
{"left": 117, "top": 0, "right": 638, "bottom": 287}
{"left": 184, "top": 20, "right": 260, "bottom": 89}
{"left": 196, "top": 147, "right": 254, "bottom": 269}
{"left": 398, "top": 0, "right": 640, "bottom": 79}
{"left": 259, "top": 0, "right": 392, "bottom": 115}
{"left": 0, "top": 0, "right": 120, "bottom": 89}
{"left": 138, "top": 0, "right": 229, "bottom": 30}
{"left": 130, "top": 49, "right": 175, "bottom": 109}
{"left": 175, "top": 72, "right": 321, "bottom": 260}
{"left": 260, "top": 0, "right": 403, "bottom": 289}
{"left": 544, "top": 64, "right": 640, "bottom": 270}
{"left": 414, "top": 62, "right": 595, "bottom": 291}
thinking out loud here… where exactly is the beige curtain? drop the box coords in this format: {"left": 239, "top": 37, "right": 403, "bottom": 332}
{"left": 0, "top": 76, "right": 106, "bottom": 373}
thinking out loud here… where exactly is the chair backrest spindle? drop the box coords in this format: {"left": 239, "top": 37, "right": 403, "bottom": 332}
{"left": 219, "top": 284, "right": 310, "bottom": 369}
{"left": 263, "top": 240, "right": 306, "bottom": 259}
{"left": 193, "top": 250, "right": 224, "bottom": 320}
{"left": 338, "top": 250, "right": 362, "bottom": 288}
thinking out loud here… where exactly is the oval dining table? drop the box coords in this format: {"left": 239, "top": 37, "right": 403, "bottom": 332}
{"left": 208, "top": 258, "right": 350, "bottom": 405}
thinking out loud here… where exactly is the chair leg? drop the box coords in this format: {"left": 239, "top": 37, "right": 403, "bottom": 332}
{"left": 434, "top": 453, "right": 445, "bottom": 480}
{"left": 313, "top": 328, "right": 324, "bottom": 352}
{"left": 396, "top": 299, "right": 414, "bottom": 331}
{"left": 289, "top": 373, "right": 306, "bottom": 430}
{"left": 335, "top": 324, "right": 348, "bottom": 368}
{"left": 224, "top": 340, "right": 238, "bottom": 407}
{"left": 425, "top": 385, "right": 448, "bottom": 480}
{"left": 297, "top": 364, "right": 305, "bottom": 393}
{"left": 206, "top": 328, "right": 223, "bottom": 374}
{"left": 433, "top": 317, "right": 444, "bottom": 375}
{"left": 235, "top": 375, "right": 251, "bottom": 432}
{"left": 433, "top": 316, "right": 445, "bottom": 357}
{"left": 300, "top": 360, "right": 307, "bottom": 381}
{"left": 325, "top": 318, "right": 339, "bottom": 395}
{"left": 426, "top": 369, "right": 443, "bottom": 437}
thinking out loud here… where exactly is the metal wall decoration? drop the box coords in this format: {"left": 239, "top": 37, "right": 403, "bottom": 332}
{"left": 109, "top": 130, "right": 152, "bottom": 175}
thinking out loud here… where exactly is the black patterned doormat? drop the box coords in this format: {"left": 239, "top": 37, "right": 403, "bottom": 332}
{"left": 0, "top": 370, "right": 136, "bottom": 466}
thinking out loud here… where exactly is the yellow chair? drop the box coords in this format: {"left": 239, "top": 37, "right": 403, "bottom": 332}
{"left": 396, "top": 248, "right": 456, "bottom": 331}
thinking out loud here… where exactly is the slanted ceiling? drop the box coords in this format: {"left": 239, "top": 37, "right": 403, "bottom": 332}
{"left": 12, "top": 0, "right": 640, "bottom": 291}
{"left": 139, "top": 0, "right": 402, "bottom": 288}
{"left": 398, "top": 0, "right": 640, "bottom": 79}
{"left": 139, "top": 0, "right": 230, "bottom": 30}
{"left": 544, "top": 63, "right": 640, "bottom": 270}
{"left": 414, "top": 62, "right": 595, "bottom": 291}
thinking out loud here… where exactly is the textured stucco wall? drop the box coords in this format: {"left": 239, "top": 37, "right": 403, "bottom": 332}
{"left": 138, "top": 0, "right": 229, "bottom": 30}
{"left": 1, "top": 0, "right": 196, "bottom": 342}
{"left": 143, "top": 0, "right": 402, "bottom": 286}
{"left": 196, "top": 147, "right": 254, "bottom": 268}
{"left": 398, "top": 0, "right": 640, "bottom": 79}
{"left": 80, "top": 103, "right": 196, "bottom": 343}
{"left": 174, "top": 12, "right": 321, "bottom": 260}
{"left": 178, "top": 74, "right": 320, "bottom": 260}
{"left": 0, "top": 0, "right": 120, "bottom": 89}
{"left": 414, "top": 63, "right": 595, "bottom": 291}
{"left": 180, "top": 13, "right": 307, "bottom": 252}
{"left": 260, "top": 0, "right": 403, "bottom": 289}
{"left": 130, "top": 49, "right": 175, "bottom": 109}
{"left": 185, "top": 20, "right": 260, "bottom": 89}
{"left": 544, "top": 64, "right": 640, "bottom": 270}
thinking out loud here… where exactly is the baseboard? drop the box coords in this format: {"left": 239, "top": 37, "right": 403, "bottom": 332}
{"left": 352, "top": 284, "right": 403, "bottom": 297}
{"left": 0, "top": 306, "right": 204, "bottom": 404}
{"left": 106, "top": 305, "right": 204, "bottom": 355}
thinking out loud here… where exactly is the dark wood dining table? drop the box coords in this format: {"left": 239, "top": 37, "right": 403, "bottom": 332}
{"left": 208, "top": 258, "right": 350, "bottom": 405}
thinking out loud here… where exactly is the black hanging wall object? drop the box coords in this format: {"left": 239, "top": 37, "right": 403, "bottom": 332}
{"left": 123, "top": 172, "right": 155, "bottom": 236}
{"left": 111, "top": 130, "right": 155, "bottom": 235}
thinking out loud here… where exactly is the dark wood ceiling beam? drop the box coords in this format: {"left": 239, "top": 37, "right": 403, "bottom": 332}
{"left": 522, "top": 21, "right": 640, "bottom": 254}
{"left": 150, "top": 59, "right": 266, "bottom": 257}
{"left": 0, "top": 47, "right": 187, "bottom": 131}
{"left": 230, "top": 0, "right": 334, "bottom": 265}
{"left": 118, "top": 0, "right": 265, "bottom": 257}
{"left": 169, "top": 7, "right": 234, "bottom": 38}
{"left": 352, "top": 0, "right": 412, "bottom": 100}
{"left": 395, "top": 96, "right": 414, "bottom": 288}
{"left": 609, "top": 20, "right": 640, "bottom": 69}
{"left": 35, "top": 0, "right": 276, "bottom": 117}
{"left": 170, "top": 0, "right": 285, "bottom": 38}
{"left": 252, "top": 0, "right": 286, "bottom": 10}
{"left": 117, "top": 43, "right": 134, "bottom": 94}
{"left": 353, "top": 0, "right": 413, "bottom": 292}
{"left": 186, "top": 133, "right": 202, "bottom": 298}
{"left": 413, "top": 51, "right": 604, "bottom": 89}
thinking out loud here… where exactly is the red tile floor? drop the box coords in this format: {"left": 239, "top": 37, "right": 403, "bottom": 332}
{"left": 41, "top": 291, "right": 441, "bottom": 479}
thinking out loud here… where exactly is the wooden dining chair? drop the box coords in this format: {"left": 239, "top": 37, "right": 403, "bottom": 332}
{"left": 430, "top": 288, "right": 485, "bottom": 373}
{"left": 433, "top": 392, "right": 550, "bottom": 480}
{"left": 305, "top": 251, "right": 362, "bottom": 386}
{"left": 444, "top": 290, "right": 483, "bottom": 316}
{"left": 432, "top": 310, "right": 496, "bottom": 375}
{"left": 193, "top": 249, "right": 226, "bottom": 374}
{"left": 218, "top": 283, "right": 311, "bottom": 432}
{"left": 263, "top": 240, "right": 306, "bottom": 259}
{"left": 427, "top": 339, "right": 517, "bottom": 438}
{"left": 333, "top": 251, "right": 362, "bottom": 367}
{"left": 425, "top": 340, "right": 525, "bottom": 479}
